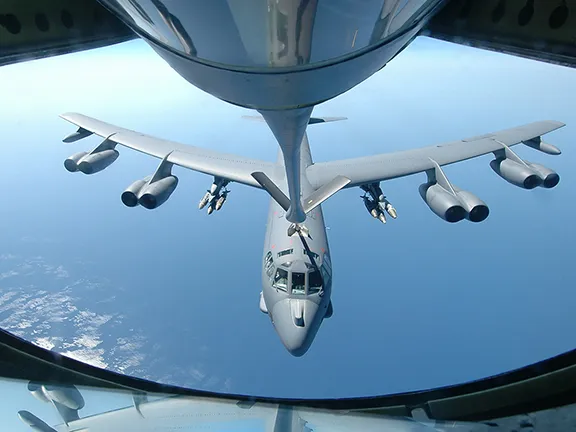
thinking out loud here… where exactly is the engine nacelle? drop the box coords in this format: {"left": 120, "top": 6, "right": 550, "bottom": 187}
{"left": 43, "top": 384, "right": 85, "bottom": 410}
{"left": 27, "top": 381, "right": 50, "bottom": 403}
{"left": 76, "top": 149, "right": 119, "bottom": 175}
{"left": 453, "top": 189, "right": 489, "bottom": 223}
{"left": 138, "top": 175, "right": 178, "bottom": 209}
{"left": 526, "top": 162, "right": 560, "bottom": 189}
{"left": 121, "top": 176, "right": 151, "bottom": 207}
{"left": 63, "top": 152, "right": 88, "bottom": 172}
{"left": 490, "top": 158, "right": 542, "bottom": 189}
{"left": 419, "top": 183, "right": 466, "bottom": 223}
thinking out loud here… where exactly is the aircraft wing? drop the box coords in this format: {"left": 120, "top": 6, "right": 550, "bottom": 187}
{"left": 306, "top": 121, "right": 565, "bottom": 189}
{"left": 60, "top": 112, "right": 278, "bottom": 188}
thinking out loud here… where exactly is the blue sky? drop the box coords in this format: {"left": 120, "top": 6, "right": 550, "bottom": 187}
{"left": 0, "top": 34, "right": 575, "bottom": 430}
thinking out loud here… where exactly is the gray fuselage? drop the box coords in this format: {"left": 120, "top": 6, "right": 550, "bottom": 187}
{"left": 260, "top": 133, "right": 333, "bottom": 356}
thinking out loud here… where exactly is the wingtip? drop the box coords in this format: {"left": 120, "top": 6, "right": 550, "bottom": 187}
{"left": 59, "top": 112, "right": 75, "bottom": 120}
{"left": 548, "top": 120, "right": 566, "bottom": 128}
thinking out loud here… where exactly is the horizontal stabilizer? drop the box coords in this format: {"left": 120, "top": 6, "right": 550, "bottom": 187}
{"left": 242, "top": 115, "right": 347, "bottom": 125}
{"left": 302, "top": 175, "right": 350, "bottom": 213}
{"left": 308, "top": 117, "right": 348, "bottom": 124}
{"left": 251, "top": 172, "right": 290, "bottom": 211}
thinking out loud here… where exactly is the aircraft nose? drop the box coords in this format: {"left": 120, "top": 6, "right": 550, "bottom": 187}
{"left": 272, "top": 299, "right": 320, "bottom": 357}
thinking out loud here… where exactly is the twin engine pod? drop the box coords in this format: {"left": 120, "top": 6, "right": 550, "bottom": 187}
{"left": 121, "top": 175, "right": 178, "bottom": 209}
{"left": 419, "top": 183, "right": 489, "bottom": 223}
{"left": 28, "top": 381, "right": 85, "bottom": 410}
{"left": 64, "top": 149, "right": 119, "bottom": 174}
{"left": 24, "top": 381, "right": 85, "bottom": 428}
{"left": 490, "top": 158, "right": 560, "bottom": 190}
{"left": 65, "top": 139, "right": 178, "bottom": 210}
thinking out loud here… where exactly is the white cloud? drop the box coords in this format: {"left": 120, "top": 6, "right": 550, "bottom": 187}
{"left": 75, "top": 334, "right": 103, "bottom": 349}
{"left": 34, "top": 337, "right": 60, "bottom": 351}
{"left": 61, "top": 348, "right": 108, "bottom": 370}
{"left": 0, "top": 270, "right": 19, "bottom": 280}
{"left": 0, "top": 255, "right": 225, "bottom": 392}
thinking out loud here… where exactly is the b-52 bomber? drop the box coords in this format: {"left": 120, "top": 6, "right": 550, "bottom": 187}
{"left": 61, "top": 112, "right": 564, "bottom": 356}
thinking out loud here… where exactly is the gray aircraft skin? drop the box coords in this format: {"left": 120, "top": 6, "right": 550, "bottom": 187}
{"left": 94, "top": 0, "right": 449, "bottom": 225}
{"left": 60, "top": 111, "right": 564, "bottom": 357}
{"left": 260, "top": 133, "right": 333, "bottom": 356}
{"left": 17, "top": 381, "right": 490, "bottom": 432}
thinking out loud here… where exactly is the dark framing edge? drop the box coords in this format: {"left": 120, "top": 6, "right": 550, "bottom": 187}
{"left": 1, "top": 328, "right": 575, "bottom": 421}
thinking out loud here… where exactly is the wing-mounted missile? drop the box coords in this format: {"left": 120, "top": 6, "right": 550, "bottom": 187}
{"left": 381, "top": 200, "right": 397, "bottom": 219}
{"left": 201, "top": 177, "right": 230, "bottom": 215}
{"left": 64, "top": 134, "right": 119, "bottom": 174}
{"left": 362, "top": 194, "right": 379, "bottom": 219}
{"left": 490, "top": 141, "right": 559, "bottom": 189}
{"left": 198, "top": 191, "right": 211, "bottom": 209}
{"left": 215, "top": 189, "right": 229, "bottom": 211}
{"left": 361, "top": 183, "right": 397, "bottom": 222}
{"left": 420, "top": 160, "right": 489, "bottom": 223}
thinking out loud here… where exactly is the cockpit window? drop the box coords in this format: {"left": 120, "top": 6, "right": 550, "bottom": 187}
{"left": 291, "top": 272, "right": 305, "bottom": 295}
{"left": 265, "top": 251, "right": 274, "bottom": 277}
{"left": 266, "top": 264, "right": 275, "bottom": 279}
{"left": 273, "top": 268, "right": 288, "bottom": 291}
{"left": 278, "top": 248, "right": 293, "bottom": 258}
{"left": 309, "top": 270, "right": 323, "bottom": 293}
